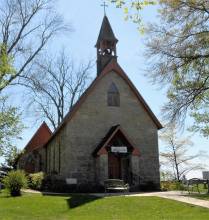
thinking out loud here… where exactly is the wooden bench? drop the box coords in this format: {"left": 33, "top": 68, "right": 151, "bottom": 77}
{"left": 104, "top": 179, "right": 129, "bottom": 193}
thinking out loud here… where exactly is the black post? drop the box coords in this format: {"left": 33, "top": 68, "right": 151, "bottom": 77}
{"left": 207, "top": 179, "right": 209, "bottom": 194}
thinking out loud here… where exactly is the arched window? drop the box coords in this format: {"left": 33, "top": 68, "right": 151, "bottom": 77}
{"left": 107, "top": 83, "right": 120, "bottom": 106}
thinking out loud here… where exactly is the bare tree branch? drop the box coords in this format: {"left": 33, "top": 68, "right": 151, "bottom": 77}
{"left": 0, "top": 0, "right": 71, "bottom": 91}
{"left": 19, "top": 50, "right": 93, "bottom": 130}
{"left": 160, "top": 123, "right": 207, "bottom": 181}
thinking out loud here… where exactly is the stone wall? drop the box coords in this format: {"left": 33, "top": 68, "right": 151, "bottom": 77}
{"left": 17, "top": 148, "right": 45, "bottom": 174}
{"left": 46, "top": 70, "right": 160, "bottom": 188}
{"left": 97, "top": 155, "right": 108, "bottom": 185}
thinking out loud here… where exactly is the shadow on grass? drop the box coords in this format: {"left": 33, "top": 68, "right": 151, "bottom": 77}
{"left": 41, "top": 192, "right": 101, "bottom": 209}
{"left": 66, "top": 194, "right": 100, "bottom": 209}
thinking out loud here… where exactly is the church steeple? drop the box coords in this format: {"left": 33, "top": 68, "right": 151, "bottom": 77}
{"left": 96, "top": 16, "right": 118, "bottom": 75}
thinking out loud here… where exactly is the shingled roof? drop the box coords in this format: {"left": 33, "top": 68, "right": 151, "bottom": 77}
{"left": 92, "top": 125, "right": 120, "bottom": 156}
{"left": 96, "top": 15, "right": 118, "bottom": 46}
{"left": 24, "top": 122, "right": 52, "bottom": 153}
{"left": 92, "top": 125, "right": 136, "bottom": 157}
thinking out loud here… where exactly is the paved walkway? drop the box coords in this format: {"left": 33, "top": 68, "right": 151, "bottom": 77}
{"left": 22, "top": 189, "right": 209, "bottom": 209}
{"left": 127, "top": 191, "right": 209, "bottom": 209}
{"left": 92, "top": 191, "right": 209, "bottom": 209}
{"left": 23, "top": 189, "right": 42, "bottom": 194}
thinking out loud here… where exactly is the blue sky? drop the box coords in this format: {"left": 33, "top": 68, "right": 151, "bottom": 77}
{"left": 4, "top": 0, "right": 208, "bottom": 177}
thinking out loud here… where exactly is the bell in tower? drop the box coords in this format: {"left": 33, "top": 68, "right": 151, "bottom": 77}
{"left": 95, "top": 16, "right": 118, "bottom": 75}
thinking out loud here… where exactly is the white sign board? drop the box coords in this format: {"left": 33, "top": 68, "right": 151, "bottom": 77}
{"left": 203, "top": 171, "right": 209, "bottom": 180}
{"left": 111, "top": 146, "right": 127, "bottom": 153}
{"left": 66, "top": 178, "right": 77, "bottom": 185}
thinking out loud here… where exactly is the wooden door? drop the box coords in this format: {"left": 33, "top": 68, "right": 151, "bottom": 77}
{"left": 108, "top": 154, "right": 121, "bottom": 179}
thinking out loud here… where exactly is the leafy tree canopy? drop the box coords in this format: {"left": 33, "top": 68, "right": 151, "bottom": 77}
{"left": 0, "top": 44, "right": 23, "bottom": 157}
{"left": 2, "top": 146, "right": 23, "bottom": 169}
{"left": 0, "top": 96, "right": 23, "bottom": 157}
{"left": 108, "top": 0, "right": 156, "bottom": 33}
{"left": 144, "top": 1, "right": 209, "bottom": 137}
{"left": 0, "top": 44, "right": 16, "bottom": 90}
{"left": 111, "top": 1, "right": 209, "bottom": 137}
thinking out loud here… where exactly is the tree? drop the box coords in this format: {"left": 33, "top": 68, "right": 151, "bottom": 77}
{"left": 0, "top": 97, "right": 23, "bottom": 157}
{"left": 2, "top": 146, "right": 23, "bottom": 169}
{"left": 19, "top": 50, "right": 93, "bottom": 130}
{"left": 0, "top": 0, "right": 69, "bottom": 91}
{"left": 143, "top": 1, "right": 209, "bottom": 136}
{"left": 109, "top": 1, "right": 209, "bottom": 137}
{"left": 108, "top": 0, "right": 156, "bottom": 33}
{"left": 0, "top": 44, "right": 16, "bottom": 90}
{"left": 0, "top": 44, "right": 23, "bottom": 160}
{"left": 160, "top": 124, "right": 205, "bottom": 181}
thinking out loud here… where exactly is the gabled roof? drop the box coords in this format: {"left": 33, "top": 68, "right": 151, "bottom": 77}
{"left": 24, "top": 122, "right": 52, "bottom": 153}
{"left": 92, "top": 125, "right": 119, "bottom": 156}
{"left": 44, "top": 59, "right": 162, "bottom": 148}
{"left": 96, "top": 16, "right": 118, "bottom": 47}
{"left": 92, "top": 125, "right": 135, "bottom": 157}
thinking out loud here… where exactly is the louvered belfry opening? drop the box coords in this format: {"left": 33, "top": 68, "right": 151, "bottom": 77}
{"left": 96, "top": 16, "right": 118, "bottom": 75}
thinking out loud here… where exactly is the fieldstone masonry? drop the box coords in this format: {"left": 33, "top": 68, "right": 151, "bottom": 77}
{"left": 44, "top": 15, "right": 162, "bottom": 191}
{"left": 131, "top": 155, "right": 140, "bottom": 185}
{"left": 45, "top": 70, "right": 161, "bottom": 189}
{"left": 98, "top": 155, "right": 108, "bottom": 185}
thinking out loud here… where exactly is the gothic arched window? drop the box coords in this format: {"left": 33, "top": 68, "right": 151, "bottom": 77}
{"left": 107, "top": 83, "right": 120, "bottom": 107}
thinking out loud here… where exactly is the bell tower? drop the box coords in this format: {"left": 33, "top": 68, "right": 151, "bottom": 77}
{"left": 96, "top": 16, "right": 118, "bottom": 75}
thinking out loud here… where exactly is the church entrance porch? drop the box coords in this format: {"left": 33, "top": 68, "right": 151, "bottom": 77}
{"left": 93, "top": 125, "right": 140, "bottom": 186}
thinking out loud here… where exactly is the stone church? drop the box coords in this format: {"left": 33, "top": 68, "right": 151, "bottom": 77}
{"left": 19, "top": 15, "right": 162, "bottom": 190}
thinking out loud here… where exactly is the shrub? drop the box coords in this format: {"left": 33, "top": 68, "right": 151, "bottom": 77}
{"left": 161, "top": 181, "right": 172, "bottom": 191}
{"left": 3, "top": 170, "right": 27, "bottom": 196}
{"left": 28, "top": 172, "right": 44, "bottom": 190}
{"left": 161, "top": 181, "right": 184, "bottom": 191}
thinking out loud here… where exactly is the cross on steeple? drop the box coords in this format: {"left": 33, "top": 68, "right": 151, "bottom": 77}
{"left": 101, "top": 1, "right": 108, "bottom": 15}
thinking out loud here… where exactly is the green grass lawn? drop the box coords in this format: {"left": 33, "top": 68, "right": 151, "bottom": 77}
{"left": 1, "top": 191, "right": 209, "bottom": 220}
{"left": 188, "top": 193, "right": 209, "bottom": 201}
